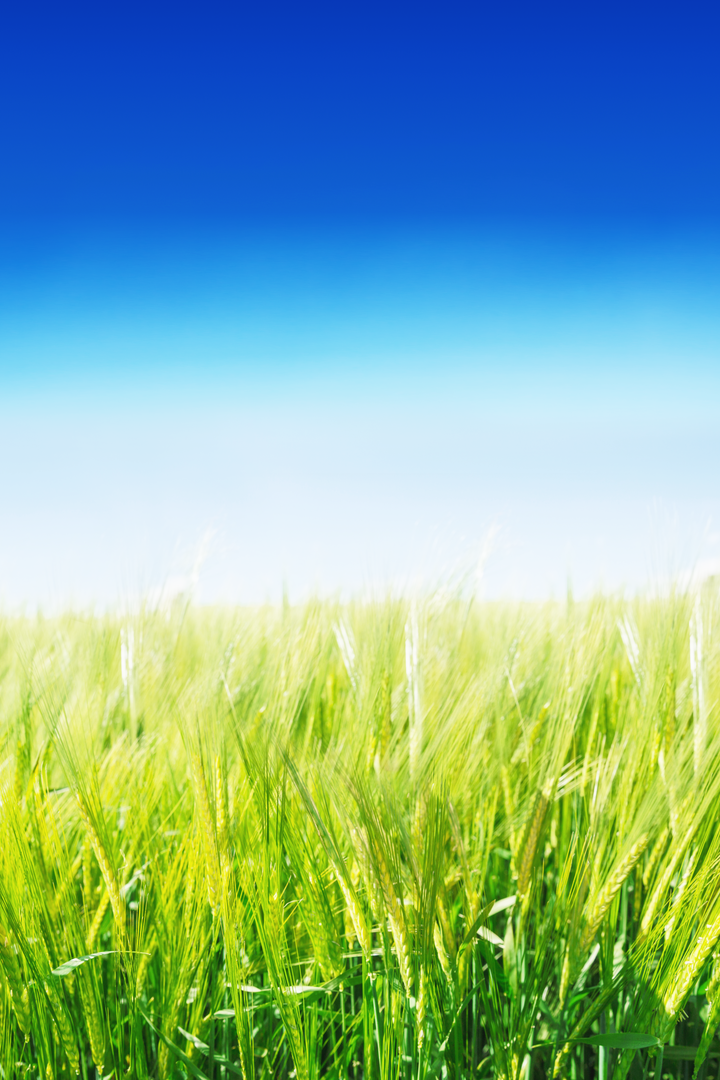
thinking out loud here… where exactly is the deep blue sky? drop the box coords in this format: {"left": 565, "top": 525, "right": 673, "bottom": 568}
{"left": 2, "top": 0, "right": 719, "bottom": 225}
{"left": 1, "top": 0, "right": 720, "bottom": 607}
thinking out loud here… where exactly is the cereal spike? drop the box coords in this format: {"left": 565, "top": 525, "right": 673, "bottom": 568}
{"left": 375, "top": 848, "right": 413, "bottom": 996}
{"left": 579, "top": 834, "right": 649, "bottom": 954}
{"left": 665, "top": 907, "right": 720, "bottom": 1019}
{"left": 78, "top": 969, "right": 105, "bottom": 1070}
{"left": 642, "top": 827, "right": 669, "bottom": 889}
{"left": 437, "top": 894, "right": 456, "bottom": 960}
{"left": 333, "top": 863, "right": 371, "bottom": 959}
{"left": 517, "top": 789, "right": 550, "bottom": 902}
{"left": 82, "top": 836, "right": 93, "bottom": 907}
{"left": 558, "top": 942, "right": 571, "bottom": 1008}
{"left": 641, "top": 823, "right": 694, "bottom": 940}
{"left": 75, "top": 794, "right": 126, "bottom": 941}
{"left": 190, "top": 752, "right": 222, "bottom": 916}
{"left": 434, "top": 920, "right": 453, "bottom": 983}
{"left": 416, "top": 965, "right": 427, "bottom": 1050}
{"left": 86, "top": 891, "right": 111, "bottom": 952}
{"left": 707, "top": 953, "right": 720, "bottom": 1004}
{"left": 0, "top": 926, "right": 31, "bottom": 1035}
{"left": 695, "top": 992, "right": 720, "bottom": 1077}
{"left": 45, "top": 978, "right": 79, "bottom": 1074}
{"left": 215, "top": 755, "right": 229, "bottom": 870}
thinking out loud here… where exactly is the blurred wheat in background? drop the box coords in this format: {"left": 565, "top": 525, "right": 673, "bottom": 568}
{"left": 1, "top": 587, "right": 720, "bottom": 1079}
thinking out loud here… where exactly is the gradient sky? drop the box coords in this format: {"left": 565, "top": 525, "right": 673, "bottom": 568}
{"left": 1, "top": 1, "right": 719, "bottom": 607}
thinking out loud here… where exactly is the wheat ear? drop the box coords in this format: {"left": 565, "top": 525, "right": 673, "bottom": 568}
{"left": 434, "top": 920, "right": 453, "bottom": 984}
{"left": 558, "top": 941, "right": 571, "bottom": 1008}
{"left": 190, "top": 752, "right": 222, "bottom": 916}
{"left": 517, "top": 789, "right": 550, "bottom": 902}
{"left": 501, "top": 766, "right": 517, "bottom": 873}
{"left": 215, "top": 754, "right": 231, "bottom": 879}
{"left": 87, "top": 891, "right": 111, "bottom": 952}
{"left": 416, "top": 964, "right": 427, "bottom": 1050}
{"left": 75, "top": 794, "right": 126, "bottom": 941}
{"left": 437, "top": 893, "right": 456, "bottom": 959}
{"left": 333, "top": 863, "right": 371, "bottom": 959}
{"left": 665, "top": 906, "right": 720, "bottom": 1018}
{"left": 78, "top": 969, "right": 105, "bottom": 1071}
{"left": 707, "top": 952, "right": 720, "bottom": 1003}
{"left": 44, "top": 977, "right": 79, "bottom": 1074}
{"left": 642, "top": 826, "right": 669, "bottom": 889}
{"left": 82, "top": 834, "right": 92, "bottom": 900}
{"left": 579, "top": 834, "right": 648, "bottom": 954}
{"left": 694, "top": 990, "right": 720, "bottom": 1077}
{"left": 375, "top": 848, "right": 413, "bottom": 996}
{"left": 0, "top": 926, "right": 31, "bottom": 1035}
{"left": 640, "top": 823, "right": 694, "bottom": 940}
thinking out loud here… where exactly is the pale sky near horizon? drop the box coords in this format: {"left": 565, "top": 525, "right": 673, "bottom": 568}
{"left": 2, "top": 226, "right": 719, "bottom": 611}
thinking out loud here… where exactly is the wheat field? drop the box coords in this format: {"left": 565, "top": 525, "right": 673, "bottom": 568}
{"left": 1, "top": 590, "right": 720, "bottom": 1079}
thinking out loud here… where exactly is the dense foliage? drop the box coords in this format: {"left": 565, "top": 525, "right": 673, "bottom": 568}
{"left": 1, "top": 591, "right": 720, "bottom": 1079}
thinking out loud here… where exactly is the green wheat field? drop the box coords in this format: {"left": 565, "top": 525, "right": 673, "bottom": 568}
{"left": 1, "top": 590, "right": 720, "bottom": 1080}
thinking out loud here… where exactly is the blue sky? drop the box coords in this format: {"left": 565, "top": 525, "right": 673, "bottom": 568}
{"left": 1, "top": 2, "right": 719, "bottom": 607}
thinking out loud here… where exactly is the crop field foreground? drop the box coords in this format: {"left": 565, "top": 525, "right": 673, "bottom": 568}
{"left": 1, "top": 594, "right": 720, "bottom": 1080}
